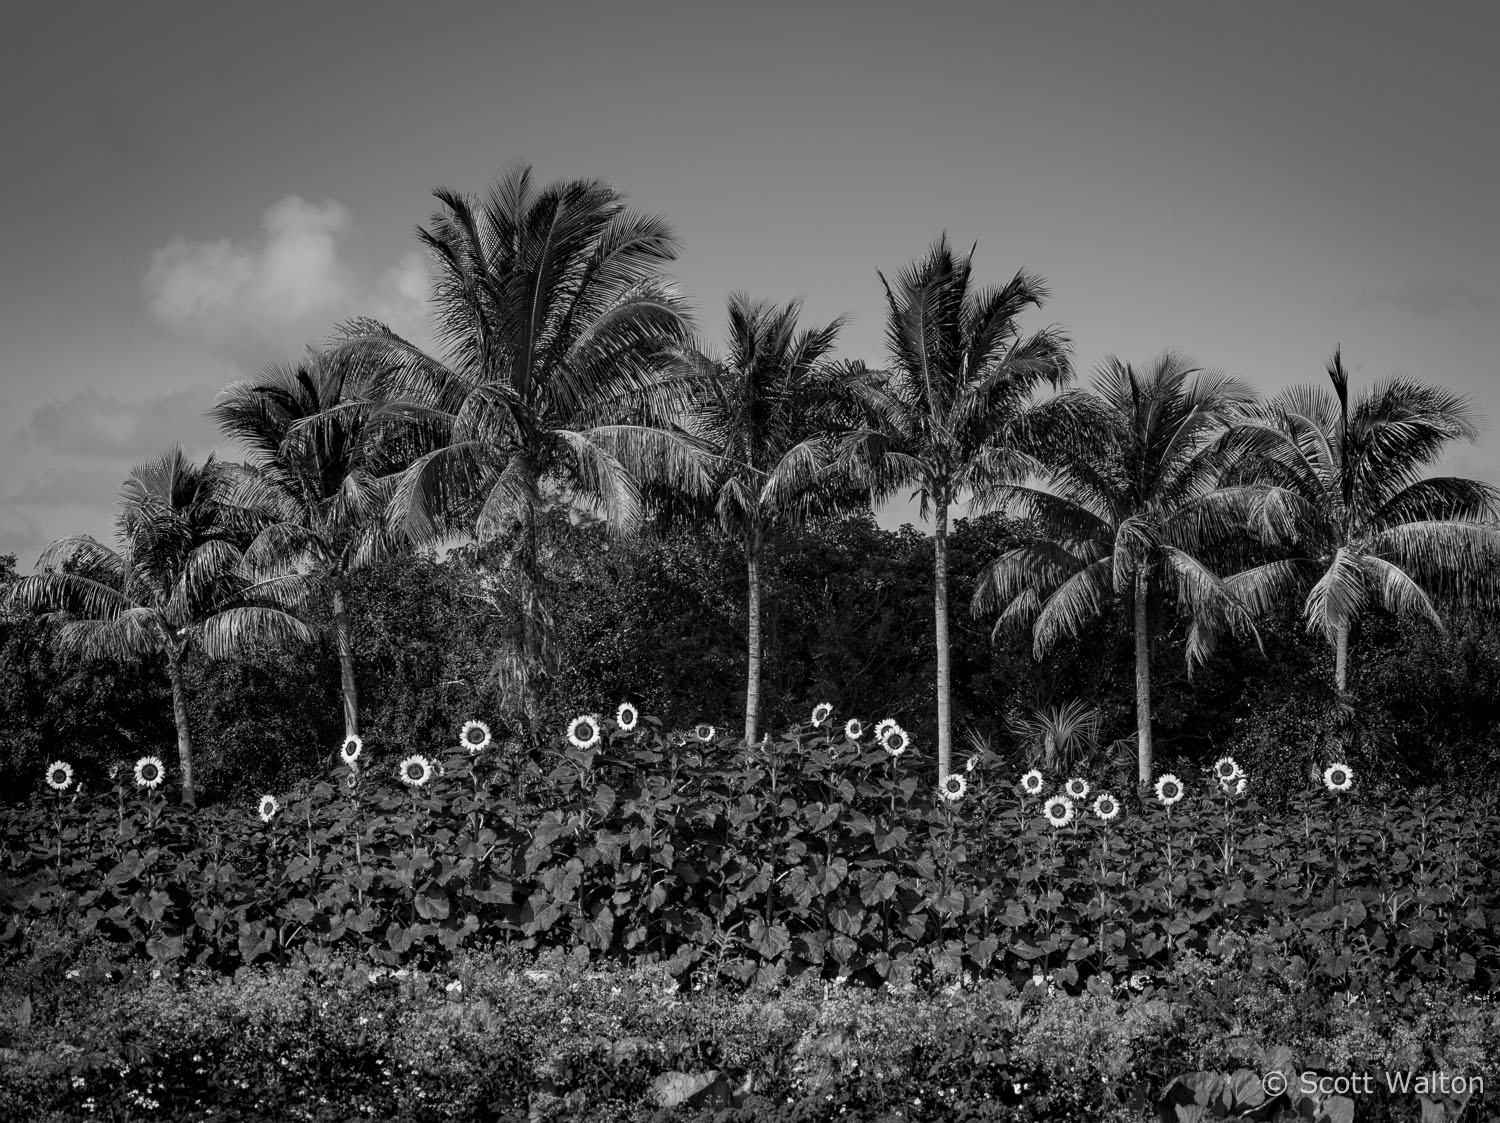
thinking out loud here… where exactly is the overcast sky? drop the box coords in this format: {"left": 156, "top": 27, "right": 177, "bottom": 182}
{"left": 2, "top": 1, "right": 1496, "bottom": 566}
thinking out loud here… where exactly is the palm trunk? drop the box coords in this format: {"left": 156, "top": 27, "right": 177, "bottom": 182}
{"left": 744, "top": 520, "right": 763, "bottom": 748}
{"left": 1334, "top": 621, "right": 1349, "bottom": 696}
{"left": 520, "top": 503, "right": 543, "bottom": 741}
{"left": 1043, "top": 731, "right": 1056, "bottom": 771}
{"left": 1133, "top": 567, "right": 1154, "bottom": 786}
{"left": 933, "top": 498, "right": 952, "bottom": 784}
{"left": 167, "top": 647, "right": 195, "bottom": 807}
{"left": 332, "top": 584, "right": 359, "bottom": 741}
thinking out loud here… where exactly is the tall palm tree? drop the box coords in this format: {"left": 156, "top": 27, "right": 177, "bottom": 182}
{"left": 1222, "top": 348, "right": 1500, "bottom": 696}
{"left": 6, "top": 449, "right": 312, "bottom": 804}
{"left": 334, "top": 165, "right": 711, "bottom": 733}
{"left": 662, "top": 292, "right": 860, "bottom": 746}
{"left": 970, "top": 354, "right": 1258, "bottom": 783}
{"left": 843, "top": 235, "right": 1073, "bottom": 783}
{"left": 211, "top": 349, "right": 399, "bottom": 746}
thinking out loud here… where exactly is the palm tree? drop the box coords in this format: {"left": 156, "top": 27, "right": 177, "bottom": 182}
{"left": 211, "top": 349, "right": 399, "bottom": 745}
{"left": 970, "top": 354, "right": 1258, "bottom": 783}
{"left": 1222, "top": 348, "right": 1500, "bottom": 697}
{"left": 6, "top": 449, "right": 312, "bottom": 805}
{"left": 843, "top": 235, "right": 1073, "bottom": 783}
{"left": 334, "top": 165, "right": 711, "bottom": 733}
{"left": 662, "top": 292, "right": 861, "bottom": 746}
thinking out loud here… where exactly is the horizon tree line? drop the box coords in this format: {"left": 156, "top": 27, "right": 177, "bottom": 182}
{"left": 8, "top": 162, "right": 1500, "bottom": 804}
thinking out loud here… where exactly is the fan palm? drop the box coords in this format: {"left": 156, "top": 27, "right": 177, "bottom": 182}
{"left": 333, "top": 165, "right": 711, "bottom": 732}
{"left": 970, "top": 353, "right": 1258, "bottom": 783}
{"left": 6, "top": 449, "right": 313, "bottom": 804}
{"left": 842, "top": 235, "right": 1073, "bottom": 783}
{"left": 662, "top": 292, "right": 863, "bottom": 746}
{"left": 1222, "top": 347, "right": 1500, "bottom": 695}
{"left": 211, "top": 348, "right": 400, "bottom": 744}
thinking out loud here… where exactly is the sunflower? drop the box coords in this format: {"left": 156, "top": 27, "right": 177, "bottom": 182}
{"left": 1043, "top": 795, "right": 1075, "bottom": 828}
{"left": 45, "top": 761, "right": 74, "bottom": 792}
{"left": 397, "top": 754, "right": 434, "bottom": 788}
{"left": 1020, "top": 769, "right": 1045, "bottom": 796}
{"left": 940, "top": 773, "right": 967, "bottom": 802}
{"left": 258, "top": 794, "right": 279, "bottom": 823}
{"left": 1219, "top": 773, "right": 1248, "bottom": 797}
{"left": 460, "top": 720, "right": 492, "bottom": 754}
{"left": 811, "top": 702, "right": 832, "bottom": 727}
{"left": 844, "top": 719, "right": 863, "bottom": 741}
{"left": 615, "top": 703, "right": 639, "bottom": 731}
{"left": 965, "top": 754, "right": 979, "bottom": 773}
{"left": 874, "top": 718, "right": 897, "bottom": 742}
{"left": 1092, "top": 793, "right": 1120, "bottom": 822}
{"left": 340, "top": 735, "right": 363, "bottom": 765}
{"left": 1323, "top": 762, "right": 1354, "bottom": 793}
{"left": 1154, "top": 774, "right": 1184, "bottom": 807}
{"left": 693, "top": 723, "right": 716, "bottom": 743}
{"left": 1212, "top": 756, "right": 1241, "bottom": 782}
{"left": 1064, "top": 777, "right": 1090, "bottom": 800}
{"left": 133, "top": 756, "right": 166, "bottom": 790}
{"left": 880, "top": 725, "right": 910, "bottom": 757}
{"left": 568, "top": 715, "right": 602, "bottom": 750}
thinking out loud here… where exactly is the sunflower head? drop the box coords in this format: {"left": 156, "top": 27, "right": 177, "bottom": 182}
{"left": 1043, "top": 795, "right": 1075, "bottom": 828}
{"left": 568, "top": 715, "right": 602, "bottom": 750}
{"left": 1213, "top": 756, "right": 1241, "bottom": 781}
{"left": 693, "top": 723, "right": 716, "bottom": 743}
{"left": 1154, "top": 774, "right": 1184, "bottom": 806}
{"left": 258, "top": 795, "right": 279, "bottom": 823}
{"left": 340, "top": 735, "right": 363, "bottom": 765}
{"left": 45, "top": 761, "right": 74, "bottom": 792}
{"left": 398, "top": 754, "right": 434, "bottom": 788}
{"left": 615, "top": 703, "right": 639, "bottom": 731}
{"left": 1092, "top": 793, "right": 1120, "bottom": 822}
{"left": 844, "top": 719, "right": 863, "bottom": 741}
{"left": 965, "top": 754, "right": 979, "bottom": 773}
{"left": 1323, "top": 763, "right": 1354, "bottom": 793}
{"left": 133, "top": 756, "right": 166, "bottom": 790}
{"left": 1065, "top": 777, "right": 1090, "bottom": 800}
{"left": 940, "top": 774, "right": 967, "bottom": 802}
{"left": 461, "top": 720, "right": 491, "bottom": 753}
{"left": 1020, "top": 769, "right": 1045, "bottom": 795}
{"left": 881, "top": 726, "right": 910, "bottom": 756}
{"left": 811, "top": 702, "right": 832, "bottom": 727}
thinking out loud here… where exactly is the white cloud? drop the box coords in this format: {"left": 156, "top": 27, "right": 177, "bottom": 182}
{"left": 143, "top": 196, "right": 432, "bottom": 364}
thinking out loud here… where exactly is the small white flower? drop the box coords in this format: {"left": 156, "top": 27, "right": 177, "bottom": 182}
{"left": 1092, "top": 793, "right": 1120, "bottom": 822}
{"left": 397, "top": 754, "right": 434, "bottom": 788}
{"left": 133, "top": 756, "right": 166, "bottom": 790}
{"left": 257, "top": 794, "right": 279, "bottom": 823}
{"left": 1064, "top": 777, "right": 1090, "bottom": 800}
{"left": 1020, "top": 769, "right": 1044, "bottom": 796}
{"left": 693, "top": 723, "right": 716, "bottom": 743}
{"left": 811, "top": 702, "right": 832, "bottom": 727}
{"left": 340, "top": 734, "right": 363, "bottom": 765}
{"left": 567, "top": 714, "right": 601, "bottom": 750}
{"left": 1323, "top": 762, "right": 1354, "bottom": 793}
{"left": 45, "top": 760, "right": 74, "bottom": 791}
{"left": 460, "top": 720, "right": 491, "bottom": 753}
{"left": 880, "top": 725, "right": 910, "bottom": 757}
{"left": 965, "top": 754, "right": 979, "bottom": 773}
{"left": 1043, "top": 795, "right": 1075, "bottom": 827}
{"left": 844, "top": 719, "right": 863, "bottom": 741}
{"left": 1154, "top": 773, "right": 1184, "bottom": 806}
{"left": 615, "top": 702, "right": 639, "bottom": 731}
{"left": 940, "top": 774, "right": 967, "bottom": 802}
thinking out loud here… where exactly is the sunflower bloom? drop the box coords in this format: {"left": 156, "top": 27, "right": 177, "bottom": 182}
{"left": 940, "top": 774, "right": 967, "bottom": 802}
{"left": 1154, "top": 774, "right": 1184, "bottom": 807}
{"left": 460, "top": 720, "right": 492, "bottom": 754}
{"left": 693, "top": 723, "right": 716, "bottom": 743}
{"left": 1219, "top": 773, "right": 1247, "bottom": 796}
{"left": 881, "top": 725, "right": 910, "bottom": 757}
{"left": 1020, "top": 769, "right": 1044, "bottom": 796}
{"left": 1064, "top": 777, "right": 1090, "bottom": 800}
{"left": 340, "top": 735, "right": 363, "bottom": 766}
{"left": 1043, "top": 795, "right": 1075, "bottom": 827}
{"left": 397, "top": 754, "right": 434, "bottom": 788}
{"left": 258, "top": 795, "right": 279, "bottom": 823}
{"left": 811, "top": 702, "right": 832, "bottom": 727}
{"left": 45, "top": 761, "right": 74, "bottom": 792}
{"left": 1212, "top": 756, "right": 1241, "bottom": 782}
{"left": 615, "top": 703, "right": 639, "bottom": 731}
{"left": 568, "top": 715, "right": 601, "bottom": 750}
{"left": 1323, "top": 763, "right": 1353, "bottom": 793}
{"left": 133, "top": 756, "right": 166, "bottom": 790}
{"left": 844, "top": 719, "right": 863, "bottom": 741}
{"left": 874, "top": 718, "right": 897, "bottom": 742}
{"left": 1092, "top": 793, "right": 1120, "bottom": 822}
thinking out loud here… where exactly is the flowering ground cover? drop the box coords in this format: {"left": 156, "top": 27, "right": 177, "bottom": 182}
{"left": 3, "top": 707, "right": 1499, "bottom": 1119}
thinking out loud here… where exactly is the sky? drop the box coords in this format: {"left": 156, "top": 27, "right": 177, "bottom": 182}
{"left": 2, "top": 1, "right": 1497, "bottom": 566}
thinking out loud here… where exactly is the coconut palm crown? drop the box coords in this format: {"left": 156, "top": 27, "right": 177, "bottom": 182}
{"left": 842, "top": 234, "right": 1073, "bottom": 784}
{"left": 333, "top": 164, "right": 712, "bottom": 731}
{"left": 5, "top": 448, "right": 313, "bottom": 805}
{"left": 970, "top": 353, "right": 1259, "bottom": 783}
{"left": 1222, "top": 347, "right": 1500, "bottom": 694}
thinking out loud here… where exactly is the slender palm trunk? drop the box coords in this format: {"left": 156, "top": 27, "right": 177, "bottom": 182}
{"left": 332, "top": 583, "right": 359, "bottom": 741}
{"left": 1333, "top": 621, "right": 1349, "bottom": 696}
{"left": 1043, "top": 731, "right": 1056, "bottom": 771}
{"left": 744, "top": 519, "right": 763, "bottom": 748}
{"left": 933, "top": 498, "right": 953, "bottom": 784}
{"left": 166, "top": 647, "right": 195, "bottom": 807}
{"left": 519, "top": 503, "right": 544, "bottom": 741}
{"left": 1133, "top": 567, "right": 1154, "bottom": 785}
